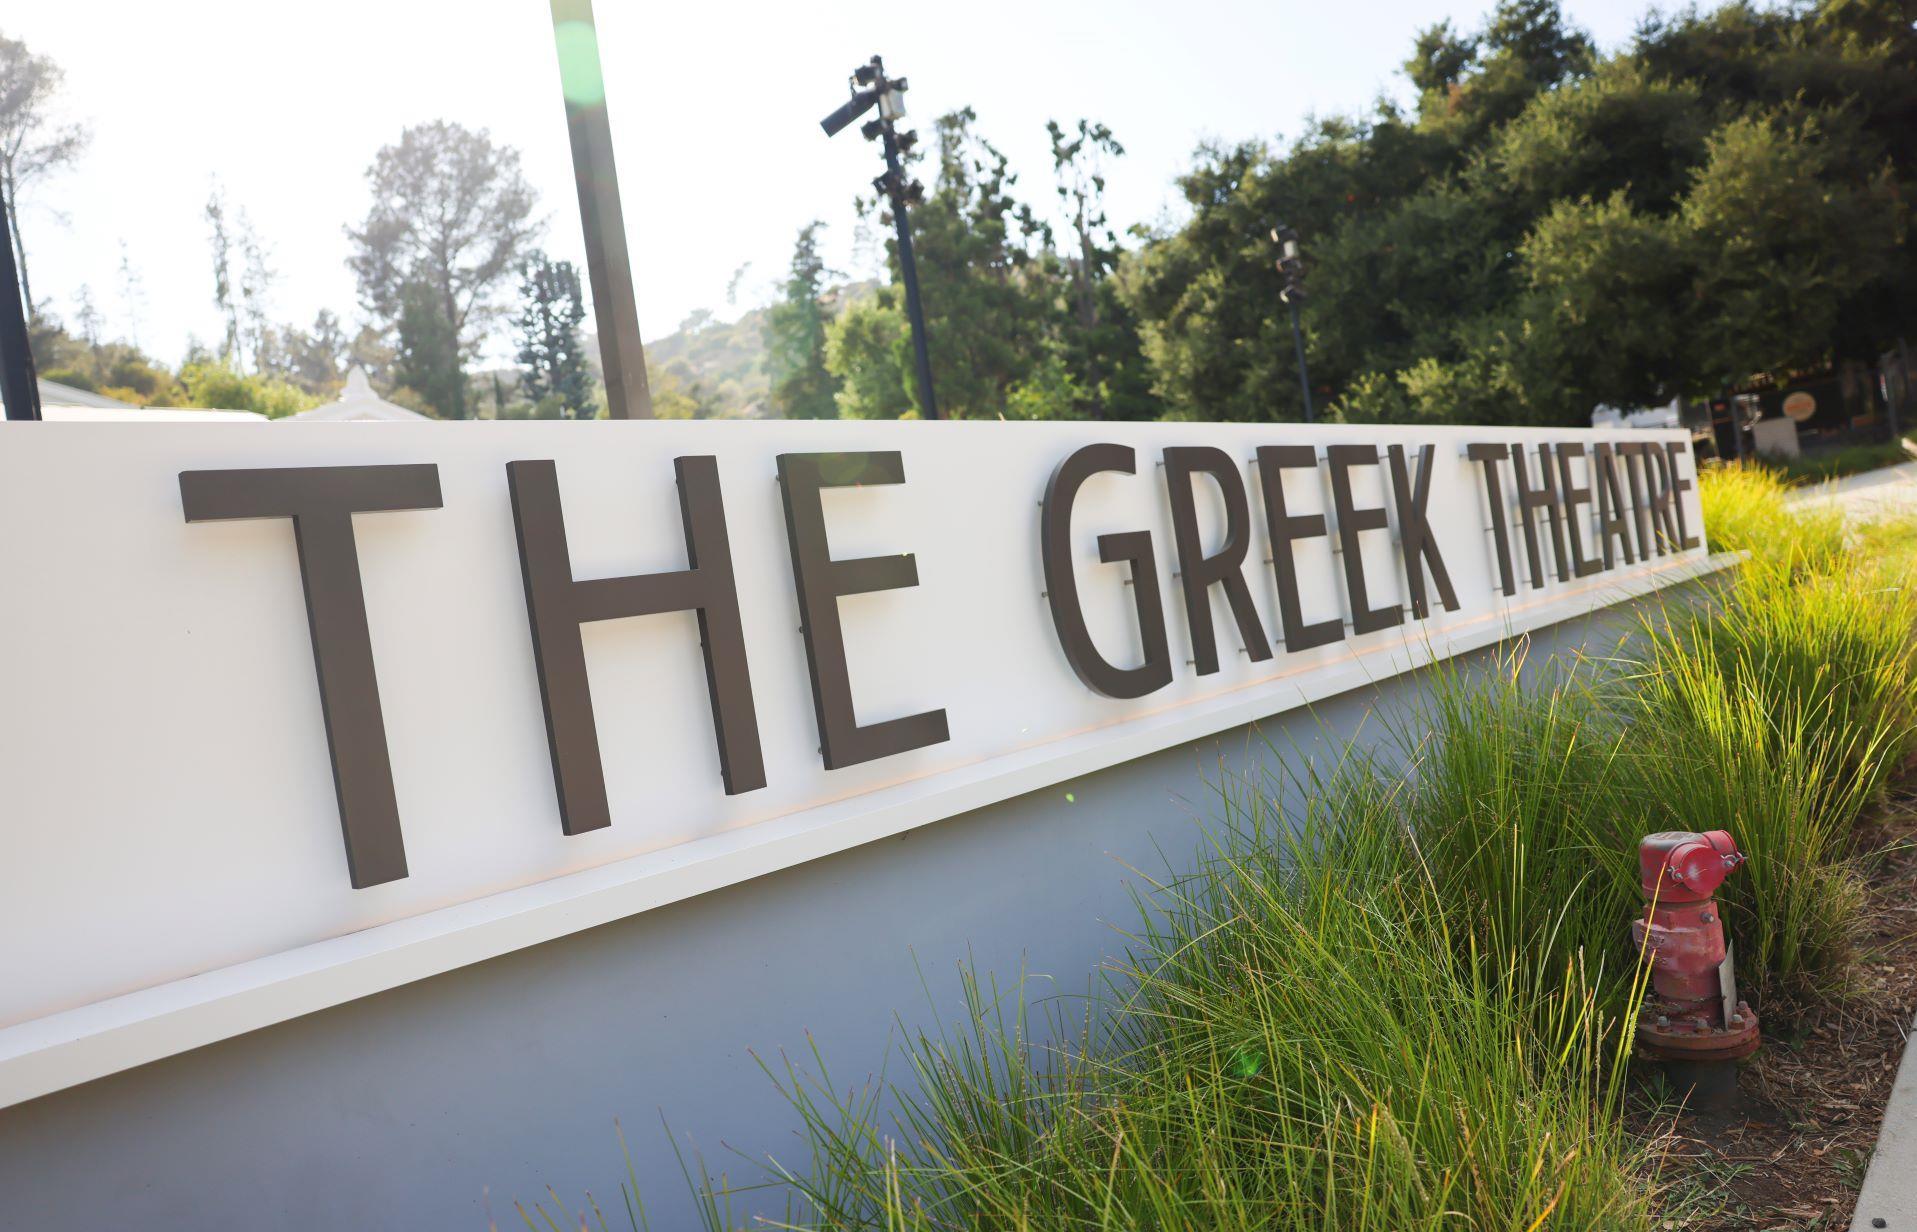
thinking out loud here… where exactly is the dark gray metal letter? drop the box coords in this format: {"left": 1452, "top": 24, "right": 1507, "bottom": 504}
{"left": 1617, "top": 442, "right": 1658, "bottom": 558}
{"left": 1554, "top": 443, "right": 1601, "bottom": 579}
{"left": 508, "top": 456, "right": 765, "bottom": 836}
{"left": 1326, "top": 444, "right": 1403, "bottom": 635}
{"left": 778, "top": 452, "right": 950, "bottom": 770}
{"left": 1467, "top": 443, "right": 1516, "bottom": 596}
{"left": 179, "top": 464, "right": 443, "bottom": 889}
{"left": 1254, "top": 445, "right": 1344, "bottom": 652}
{"left": 1510, "top": 443, "right": 1570, "bottom": 585}
{"left": 1163, "top": 446, "right": 1274, "bottom": 674}
{"left": 1386, "top": 444, "right": 1459, "bottom": 619}
{"left": 1040, "top": 444, "right": 1174, "bottom": 698}
{"left": 1665, "top": 441, "right": 1703, "bottom": 549}
{"left": 1592, "top": 444, "right": 1637, "bottom": 570}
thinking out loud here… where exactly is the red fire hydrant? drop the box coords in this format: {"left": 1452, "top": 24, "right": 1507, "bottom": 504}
{"left": 1633, "top": 829, "right": 1761, "bottom": 1107}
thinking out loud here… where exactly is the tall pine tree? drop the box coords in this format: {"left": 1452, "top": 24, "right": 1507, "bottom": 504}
{"left": 514, "top": 253, "right": 593, "bottom": 419}
{"left": 765, "top": 223, "right": 840, "bottom": 419}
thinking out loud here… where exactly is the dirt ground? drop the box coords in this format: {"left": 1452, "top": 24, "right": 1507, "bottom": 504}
{"left": 1636, "top": 773, "right": 1917, "bottom": 1231}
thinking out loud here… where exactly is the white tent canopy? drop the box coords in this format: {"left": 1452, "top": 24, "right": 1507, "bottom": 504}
{"left": 285, "top": 367, "right": 430, "bottom": 422}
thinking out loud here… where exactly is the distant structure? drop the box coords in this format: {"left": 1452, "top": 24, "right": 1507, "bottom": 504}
{"left": 1591, "top": 398, "right": 1683, "bottom": 431}
{"left": 38, "top": 379, "right": 135, "bottom": 411}
{"left": 37, "top": 378, "right": 265, "bottom": 423}
{"left": 284, "top": 367, "right": 430, "bottom": 422}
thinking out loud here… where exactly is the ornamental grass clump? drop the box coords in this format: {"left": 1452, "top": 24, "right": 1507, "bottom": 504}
{"left": 1697, "top": 463, "right": 1847, "bottom": 578}
{"left": 615, "top": 762, "right": 1656, "bottom": 1232}
{"left": 1387, "top": 655, "right": 1642, "bottom": 1014}
{"left": 1623, "top": 564, "right": 1917, "bottom": 997}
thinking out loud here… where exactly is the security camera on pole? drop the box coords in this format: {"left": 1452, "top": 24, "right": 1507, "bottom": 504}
{"left": 1272, "top": 224, "right": 1314, "bottom": 424}
{"left": 821, "top": 56, "right": 939, "bottom": 420}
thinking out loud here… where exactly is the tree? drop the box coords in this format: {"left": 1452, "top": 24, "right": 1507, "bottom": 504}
{"left": 1047, "top": 118, "right": 1158, "bottom": 419}
{"left": 391, "top": 279, "right": 461, "bottom": 418}
{"left": 1121, "top": 0, "right": 1917, "bottom": 426}
{"left": 765, "top": 222, "right": 839, "bottom": 419}
{"left": 0, "top": 33, "right": 87, "bottom": 319}
{"left": 1678, "top": 107, "right": 1904, "bottom": 386}
{"left": 258, "top": 309, "right": 348, "bottom": 395}
{"left": 116, "top": 239, "right": 145, "bottom": 350}
{"left": 347, "top": 121, "right": 540, "bottom": 418}
{"left": 513, "top": 252, "right": 593, "bottom": 419}
{"left": 825, "top": 297, "right": 911, "bottom": 419}
{"left": 238, "top": 216, "right": 275, "bottom": 374}
{"left": 178, "top": 358, "right": 321, "bottom": 419}
{"left": 1518, "top": 190, "right": 1691, "bottom": 415}
{"left": 840, "top": 107, "right": 1053, "bottom": 419}
{"left": 1405, "top": 21, "right": 1478, "bottom": 97}
{"left": 205, "top": 186, "right": 240, "bottom": 365}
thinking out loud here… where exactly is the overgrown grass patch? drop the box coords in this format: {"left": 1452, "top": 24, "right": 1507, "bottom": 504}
{"left": 1698, "top": 463, "right": 1848, "bottom": 576}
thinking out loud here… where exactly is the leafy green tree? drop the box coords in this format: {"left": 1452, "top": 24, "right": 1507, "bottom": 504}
{"left": 392, "top": 279, "right": 462, "bottom": 419}
{"left": 1679, "top": 107, "right": 1904, "bottom": 385}
{"left": 178, "top": 359, "right": 322, "bottom": 418}
{"left": 846, "top": 108, "right": 1053, "bottom": 419}
{"left": 1047, "top": 119, "right": 1159, "bottom": 419}
{"left": 765, "top": 222, "right": 840, "bottom": 419}
{"left": 1517, "top": 190, "right": 1691, "bottom": 416}
{"left": 258, "top": 309, "right": 348, "bottom": 395}
{"left": 347, "top": 121, "right": 539, "bottom": 418}
{"left": 513, "top": 252, "right": 594, "bottom": 419}
{"left": 1404, "top": 20, "right": 1478, "bottom": 96}
{"left": 1122, "top": 0, "right": 1917, "bottom": 426}
{"left": 825, "top": 297, "right": 913, "bottom": 419}
{"left": 1484, "top": 59, "right": 1708, "bottom": 215}
{"left": 0, "top": 32, "right": 87, "bottom": 319}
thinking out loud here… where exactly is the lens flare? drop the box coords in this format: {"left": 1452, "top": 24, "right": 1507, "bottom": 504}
{"left": 553, "top": 21, "right": 605, "bottom": 107}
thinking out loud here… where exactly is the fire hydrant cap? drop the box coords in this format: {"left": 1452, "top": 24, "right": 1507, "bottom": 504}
{"left": 1640, "top": 830, "right": 1745, "bottom": 900}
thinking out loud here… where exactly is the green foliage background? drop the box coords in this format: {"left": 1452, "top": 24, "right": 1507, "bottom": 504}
{"left": 761, "top": 0, "right": 1915, "bottom": 425}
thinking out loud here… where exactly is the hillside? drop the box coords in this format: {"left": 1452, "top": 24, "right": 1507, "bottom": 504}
{"left": 619, "top": 280, "right": 879, "bottom": 419}
{"left": 641, "top": 306, "right": 771, "bottom": 418}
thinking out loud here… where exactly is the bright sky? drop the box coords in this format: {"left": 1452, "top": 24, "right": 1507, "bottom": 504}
{"left": 13, "top": 0, "right": 1653, "bottom": 366}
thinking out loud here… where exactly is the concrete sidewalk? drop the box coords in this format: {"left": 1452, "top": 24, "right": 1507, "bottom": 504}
{"left": 1804, "top": 456, "right": 1917, "bottom": 1230}
{"left": 1788, "top": 459, "right": 1917, "bottom": 522}
{"left": 1851, "top": 1019, "right": 1917, "bottom": 1231}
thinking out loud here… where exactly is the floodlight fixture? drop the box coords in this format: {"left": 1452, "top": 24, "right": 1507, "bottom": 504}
{"left": 820, "top": 54, "right": 939, "bottom": 420}
{"left": 820, "top": 88, "right": 880, "bottom": 137}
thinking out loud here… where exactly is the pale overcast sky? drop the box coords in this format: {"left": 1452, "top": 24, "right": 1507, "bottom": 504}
{"left": 12, "top": 0, "right": 1654, "bottom": 364}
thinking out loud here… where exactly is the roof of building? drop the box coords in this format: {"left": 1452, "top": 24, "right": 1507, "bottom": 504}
{"left": 36, "top": 378, "right": 266, "bottom": 422}
{"left": 284, "top": 367, "right": 431, "bottom": 422}
{"left": 38, "top": 379, "right": 135, "bottom": 409}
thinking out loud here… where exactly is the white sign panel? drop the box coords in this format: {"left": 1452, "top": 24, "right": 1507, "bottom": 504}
{"left": 0, "top": 420, "right": 1718, "bottom": 1105}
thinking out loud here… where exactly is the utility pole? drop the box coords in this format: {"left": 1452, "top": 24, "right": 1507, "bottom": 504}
{"left": 822, "top": 56, "right": 938, "bottom": 419}
{"left": 549, "top": 0, "right": 651, "bottom": 418}
{"left": 0, "top": 191, "right": 40, "bottom": 421}
{"left": 1271, "top": 224, "right": 1313, "bottom": 424}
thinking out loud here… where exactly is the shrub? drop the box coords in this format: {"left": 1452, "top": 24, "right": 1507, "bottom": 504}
{"left": 178, "top": 360, "right": 325, "bottom": 419}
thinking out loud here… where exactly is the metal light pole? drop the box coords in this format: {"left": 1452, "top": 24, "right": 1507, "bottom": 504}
{"left": 822, "top": 57, "right": 938, "bottom": 420}
{"left": 0, "top": 192, "right": 39, "bottom": 421}
{"left": 549, "top": 0, "right": 651, "bottom": 418}
{"left": 1272, "top": 224, "right": 1313, "bottom": 424}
